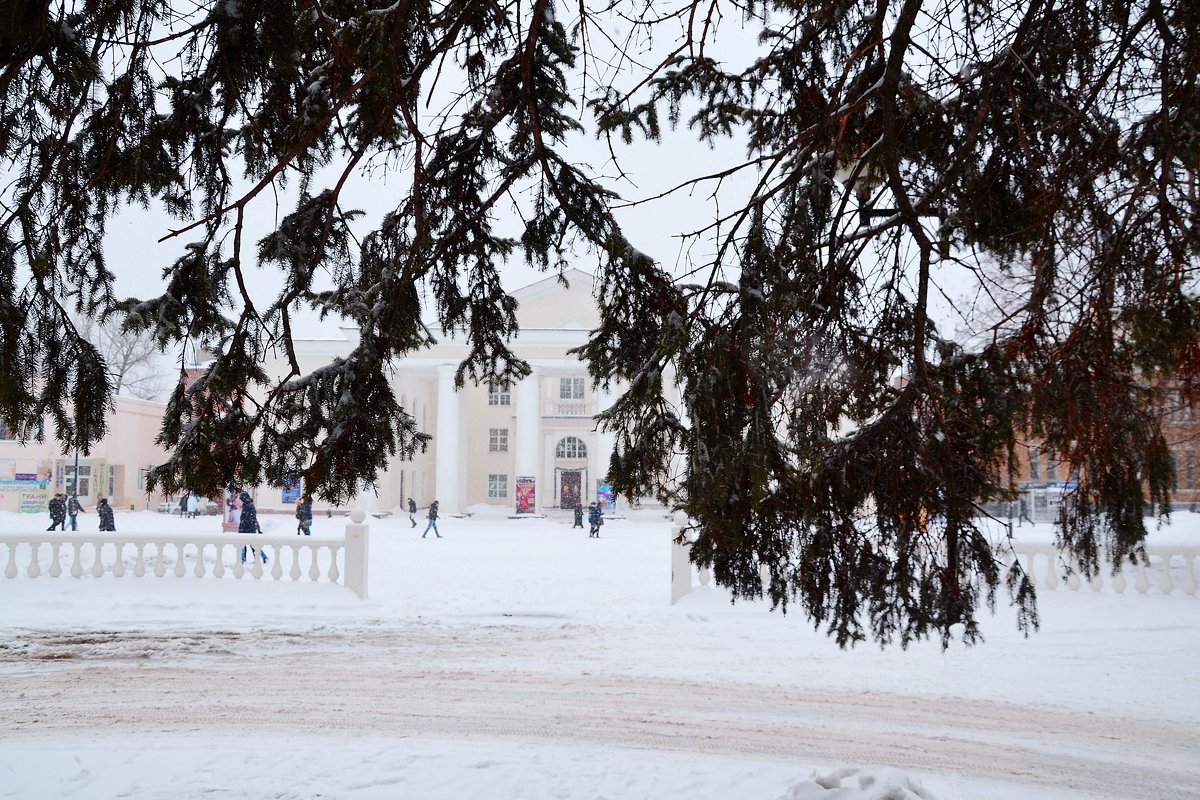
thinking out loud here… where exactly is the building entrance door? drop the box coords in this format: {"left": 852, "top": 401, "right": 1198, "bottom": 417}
{"left": 559, "top": 470, "right": 582, "bottom": 509}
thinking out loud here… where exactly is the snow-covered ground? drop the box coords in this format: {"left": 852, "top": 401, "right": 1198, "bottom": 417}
{"left": 1, "top": 505, "right": 1198, "bottom": 799}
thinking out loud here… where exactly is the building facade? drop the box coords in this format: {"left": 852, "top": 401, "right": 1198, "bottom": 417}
{"left": 0, "top": 396, "right": 172, "bottom": 514}
{"left": 266, "top": 269, "right": 626, "bottom": 515}
{"left": 1013, "top": 383, "right": 1200, "bottom": 510}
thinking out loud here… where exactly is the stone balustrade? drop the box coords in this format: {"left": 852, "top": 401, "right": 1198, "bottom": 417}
{"left": 670, "top": 511, "right": 1199, "bottom": 603}
{"left": 0, "top": 510, "right": 370, "bottom": 598}
{"left": 1003, "top": 542, "right": 1199, "bottom": 596}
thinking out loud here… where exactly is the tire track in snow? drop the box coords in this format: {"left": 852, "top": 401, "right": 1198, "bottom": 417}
{"left": 2, "top": 628, "right": 1198, "bottom": 799}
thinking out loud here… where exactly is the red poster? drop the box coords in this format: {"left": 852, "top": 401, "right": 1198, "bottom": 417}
{"left": 515, "top": 476, "right": 536, "bottom": 514}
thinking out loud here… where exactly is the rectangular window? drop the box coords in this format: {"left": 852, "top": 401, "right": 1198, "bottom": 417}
{"left": 1045, "top": 452, "right": 1058, "bottom": 483}
{"left": 0, "top": 421, "right": 13, "bottom": 440}
{"left": 1028, "top": 447, "right": 1041, "bottom": 481}
{"left": 488, "top": 383, "right": 511, "bottom": 406}
{"left": 559, "top": 377, "right": 584, "bottom": 400}
{"left": 1170, "top": 391, "right": 1186, "bottom": 423}
{"left": 65, "top": 464, "right": 92, "bottom": 497}
{"left": 488, "top": 473, "right": 508, "bottom": 498}
{"left": 489, "top": 428, "right": 509, "bottom": 452}
{"left": 138, "top": 468, "right": 151, "bottom": 491}
{"left": 1187, "top": 450, "right": 1196, "bottom": 490}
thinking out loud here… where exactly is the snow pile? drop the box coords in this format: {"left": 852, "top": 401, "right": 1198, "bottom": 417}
{"left": 785, "top": 767, "right": 934, "bottom": 799}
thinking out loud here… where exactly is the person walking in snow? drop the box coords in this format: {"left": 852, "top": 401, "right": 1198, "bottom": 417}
{"left": 587, "top": 502, "right": 604, "bottom": 538}
{"left": 97, "top": 498, "right": 116, "bottom": 531}
{"left": 67, "top": 495, "right": 84, "bottom": 531}
{"left": 47, "top": 493, "right": 67, "bottom": 531}
{"left": 572, "top": 500, "right": 584, "bottom": 529}
{"left": 186, "top": 493, "right": 199, "bottom": 518}
{"left": 422, "top": 500, "right": 441, "bottom": 538}
{"left": 238, "top": 491, "right": 268, "bottom": 564}
{"left": 408, "top": 497, "right": 417, "bottom": 528}
{"left": 295, "top": 495, "right": 313, "bottom": 535}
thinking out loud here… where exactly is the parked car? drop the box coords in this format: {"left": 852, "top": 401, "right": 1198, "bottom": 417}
{"left": 195, "top": 498, "right": 220, "bottom": 515}
{"left": 156, "top": 497, "right": 220, "bottom": 515}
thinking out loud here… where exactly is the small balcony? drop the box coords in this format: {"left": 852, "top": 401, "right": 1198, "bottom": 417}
{"left": 543, "top": 400, "right": 596, "bottom": 418}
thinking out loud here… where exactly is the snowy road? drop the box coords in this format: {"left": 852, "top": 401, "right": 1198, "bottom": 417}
{"left": 4, "top": 624, "right": 1198, "bottom": 799}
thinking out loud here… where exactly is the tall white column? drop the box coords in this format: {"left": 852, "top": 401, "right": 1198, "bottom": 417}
{"left": 514, "top": 368, "right": 541, "bottom": 512}
{"left": 595, "top": 382, "right": 618, "bottom": 508}
{"left": 435, "top": 364, "right": 462, "bottom": 513}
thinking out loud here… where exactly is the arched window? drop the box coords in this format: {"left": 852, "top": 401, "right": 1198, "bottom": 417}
{"left": 556, "top": 436, "right": 587, "bottom": 459}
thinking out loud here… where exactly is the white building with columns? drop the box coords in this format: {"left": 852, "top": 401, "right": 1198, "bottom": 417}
{"left": 273, "top": 268, "right": 620, "bottom": 515}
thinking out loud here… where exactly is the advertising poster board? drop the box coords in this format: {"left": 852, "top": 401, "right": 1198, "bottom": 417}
{"left": 282, "top": 478, "right": 302, "bottom": 504}
{"left": 1, "top": 480, "right": 50, "bottom": 513}
{"left": 596, "top": 483, "right": 614, "bottom": 509}
{"left": 19, "top": 484, "right": 49, "bottom": 513}
{"left": 222, "top": 489, "right": 243, "bottom": 531}
{"left": 515, "top": 476, "right": 536, "bottom": 514}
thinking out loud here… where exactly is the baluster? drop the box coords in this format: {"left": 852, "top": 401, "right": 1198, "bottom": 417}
{"left": 1157, "top": 554, "right": 1174, "bottom": 595}
{"left": 49, "top": 542, "right": 63, "bottom": 577}
{"left": 212, "top": 544, "right": 225, "bottom": 578}
{"left": 28, "top": 542, "right": 41, "bottom": 577}
{"left": 1135, "top": 560, "right": 1150, "bottom": 593}
{"left": 308, "top": 546, "right": 321, "bottom": 581}
{"left": 270, "top": 546, "right": 283, "bottom": 580}
{"left": 71, "top": 541, "right": 85, "bottom": 577}
{"left": 133, "top": 543, "right": 146, "bottom": 577}
{"left": 1089, "top": 570, "right": 1103, "bottom": 591}
{"left": 1066, "top": 569, "right": 1080, "bottom": 591}
{"left": 112, "top": 542, "right": 126, "bottom": 577}
{"left": 5, "top": 543, "right": 17, "bottom": 578}
{"left": 193, "top": 543, "right": 206, "bottom": 578}
{"left": 1045, "top": 554, "right": 1061, "bottom": 590}
{"left": 174, "top": 542, "right": 187, "bottom": 577}
{"left": 153, "top": 543, "right": 166, "bottom": 577}
{"left": 1112, "top": 566, "right": 1126, "bottom": 593}
{"left": 1181, "top": 555, "right": 1196, "bottom": 596}
{"left": 328, "top": 546, "right": 340, "bottom": 584}
{"left": 289, "top": 545, "right": 302, "bottom": 581}
{"left": 251, "top": 552, "right": 264, "bottom": 579}
{"left": 233, "top": 549, "right": 245, "bottom": 579}
{"left": 91, "top": 542, "right": 105, "bottom": 577}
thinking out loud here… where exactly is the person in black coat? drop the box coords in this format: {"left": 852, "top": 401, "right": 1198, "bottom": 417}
{"left": 572, "top": 500, "right": 584, "bottom": 529}
{"left": 67, "top": 495, "right": 84, "bottom": 531}
{"left": 408, "top": 497, "right": 417, "bottom": 528}
{"left": 238, "top": 492, "right": 268, "bottom": 563}
{"left": 295, "top": 495, "right": 313, "bottom": 535}
{"left": 97, "top": 498, "right": 116, "bottom": 531}
{"left": 588, "top": 502, "right": 604, "bottom": 538}
{"left": 47, "top": 493, "right": 67, "bottom": 531}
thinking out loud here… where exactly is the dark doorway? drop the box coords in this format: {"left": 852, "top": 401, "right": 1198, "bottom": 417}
{"left": 560, "top": 470, "right": 582, "bottom": 509}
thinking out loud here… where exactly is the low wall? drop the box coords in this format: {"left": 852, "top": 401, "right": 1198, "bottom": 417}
{"left": 0, "top": 510, "right": 370, "bottom": 598}
{"left": 670, "top": 511, "right": 1199, "bottom": 604}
